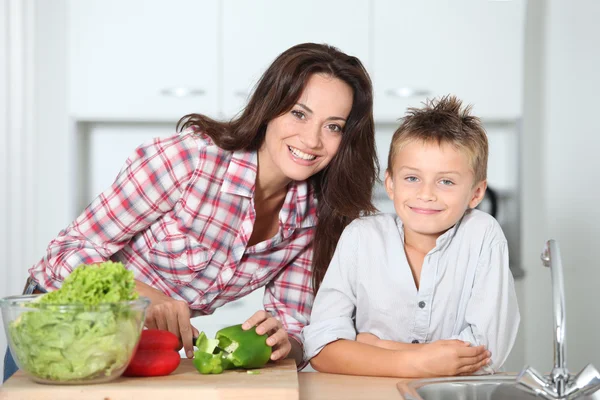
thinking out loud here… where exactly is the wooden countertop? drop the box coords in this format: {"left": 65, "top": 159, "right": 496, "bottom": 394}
{"left": 299, "top": 372, "right": 404, "bottom": 400}
{"left": 0, "top": 359, "right": 408, "bottom": 400}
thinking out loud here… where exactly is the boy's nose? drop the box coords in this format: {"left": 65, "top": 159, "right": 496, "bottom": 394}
{"left": 417, "top": 185, "right": 437, "bottom": 202}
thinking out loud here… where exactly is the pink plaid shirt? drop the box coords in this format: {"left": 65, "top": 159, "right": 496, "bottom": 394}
{"left": 29, "top": 130, "right": 317, "bottom": 348}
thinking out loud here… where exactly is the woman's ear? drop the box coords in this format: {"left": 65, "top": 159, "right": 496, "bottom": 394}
{"left": 468, "top": 180, "right": 488, "bottom": 209}
{"left": 384, "top": 170, "right": 394, "bottom": 201}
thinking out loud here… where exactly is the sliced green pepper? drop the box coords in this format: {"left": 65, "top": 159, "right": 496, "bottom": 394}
{"left": 193, "top": 332, "right": 225, "bottom": 374}
{"left": 193, "top": 352, "right": 224, "bottom": 374}
{"left": 193, "top": 324, "right": 272, "bottom": 375}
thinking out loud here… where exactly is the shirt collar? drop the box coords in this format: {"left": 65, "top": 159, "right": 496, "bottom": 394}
{"left": 395, "top": 212, "right": 464, "bottom": 254}
{"left": 220, "top": 149, "right": 258, "bottom": 198}
{"left": 281, "top": 179, "right": 318, "bottom": 231}
{"left": 221, "top": 149, "right": 317, "bottom": 230}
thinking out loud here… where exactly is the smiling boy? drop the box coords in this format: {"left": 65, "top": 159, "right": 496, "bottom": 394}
{"left": 302, "top": 95, "right": 520, "bottom": 378}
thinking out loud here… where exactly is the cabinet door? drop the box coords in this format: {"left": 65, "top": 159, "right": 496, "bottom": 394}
{"left": 372, "top": 0, "right": 525, "bottom": 121}
{"left": 68, "top": 0, "right": 219, "bottom": 120}
{"left": 221, "top": 0, "right": 371, "bottom": 119}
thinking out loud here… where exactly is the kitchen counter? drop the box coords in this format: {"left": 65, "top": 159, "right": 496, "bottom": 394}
{"left": 0, "top": 359, "right": 406, "bottom": 400}
{"left": 299, "top": 372, "right": 404, "bottom": 400}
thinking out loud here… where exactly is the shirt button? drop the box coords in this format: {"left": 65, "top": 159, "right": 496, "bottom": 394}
{"left": 412, "top": 340, "right": 419, "bottom": 344}
{"left": 418, "top": 301, "right": 426, "bottom": 309}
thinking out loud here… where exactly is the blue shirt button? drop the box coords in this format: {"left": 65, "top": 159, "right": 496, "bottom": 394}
{"left": 412, "top": 339, "right": 419, "bottom": 344}
{"left": 418, "top": 301, "right": 426, "bottom": 308}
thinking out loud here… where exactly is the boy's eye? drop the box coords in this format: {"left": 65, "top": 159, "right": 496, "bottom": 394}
{"left": 291, "top": 110, "right": 306, "bottom": 120}
{"left": 405, "top": 176, "right": 419, "bottom": 183}
{"left": 326, "top": 123, "right": 343, "bottom": 133}
{"left": 439, "top": 179, "right": 454, "bottom": 186}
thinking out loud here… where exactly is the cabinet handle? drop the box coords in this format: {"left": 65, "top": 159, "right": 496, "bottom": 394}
{"left": 160, "top": 87, "right": 205, "bottom": 97}
{"left": 385, "top": 88, "right": 431, "bottom": 98}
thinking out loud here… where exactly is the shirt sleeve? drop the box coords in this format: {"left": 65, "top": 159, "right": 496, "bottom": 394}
{"left": 450, "top": 240, "right": 521, "bottom": 373}
{"left": 29, "top": 132, "right": 201, "bottom": 290}
{"left": 301, "top": 223, "right": 359, "bottom": 364}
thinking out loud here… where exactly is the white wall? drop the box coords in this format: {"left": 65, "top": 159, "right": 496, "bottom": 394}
{"left": 522, "top": 0, "right": 600, "bottom": 373}
{"left": 0, "top": 0, "right": 70, "bottom": 382}
{"left": 0, "top": 0, "right": 38, "bottom": 381}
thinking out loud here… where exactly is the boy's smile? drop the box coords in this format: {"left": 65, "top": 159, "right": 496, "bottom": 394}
{"left": 385, "top": 140, "right": 487, "bottom": 244}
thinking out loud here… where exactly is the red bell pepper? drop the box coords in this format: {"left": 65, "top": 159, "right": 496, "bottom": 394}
{"left": 123, "top": 329, "right": 181, "bottom": 377}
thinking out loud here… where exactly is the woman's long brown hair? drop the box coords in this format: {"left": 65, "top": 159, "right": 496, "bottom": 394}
{"left": 177, "top": 43, "right": 379, "bottom": 294}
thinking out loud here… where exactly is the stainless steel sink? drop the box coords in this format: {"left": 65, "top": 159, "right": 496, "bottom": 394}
{"left": 397, "top": 375, "right": 600, "bottom": 400}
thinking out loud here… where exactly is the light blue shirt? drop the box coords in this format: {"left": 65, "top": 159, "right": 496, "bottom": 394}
{"left": 302, "top": 209, "right": 520, "bottom": 372}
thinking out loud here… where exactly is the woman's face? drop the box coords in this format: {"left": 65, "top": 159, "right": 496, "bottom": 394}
{"left": 259, "top": 73, "right": 353, "bottom": 183}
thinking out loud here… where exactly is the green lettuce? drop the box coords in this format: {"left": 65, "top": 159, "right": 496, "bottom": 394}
{"left": 8, "top": 262, "right": 144, "bottom": 382}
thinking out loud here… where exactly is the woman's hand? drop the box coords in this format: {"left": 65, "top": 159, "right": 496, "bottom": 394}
{"left": 242, "top": 311, "right": 291, "bottom": 361}
{"left": 136, "top": 280, "right": 199, "bottom": 359}
{"left": 414, "top": 340, "right": 491, "bottom": 377}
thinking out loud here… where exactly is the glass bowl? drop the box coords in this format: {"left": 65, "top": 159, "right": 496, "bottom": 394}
{"left": 0, "top": 294, "right": 150, "bottom": 385}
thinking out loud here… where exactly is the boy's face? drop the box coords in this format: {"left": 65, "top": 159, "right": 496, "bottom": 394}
{"left": 385, "top": 140, "right": 486, "bottom": 239}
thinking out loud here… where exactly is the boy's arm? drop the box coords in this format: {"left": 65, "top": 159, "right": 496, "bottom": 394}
{"left": 310, "top": 340, "right": 416, "bottom": 377}
{"left": 357, "top": 333, "right": 426, "bottom": 350}
{"left": 450, "top": 241, "right": 520, "bottom": 372}
{"left": 311, "top": 338, "right": 490, "bottom": 378}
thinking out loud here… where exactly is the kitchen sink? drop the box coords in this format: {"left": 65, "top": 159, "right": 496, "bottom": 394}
{"left": 397, "top": 375, "right": 600, "bottom": 400}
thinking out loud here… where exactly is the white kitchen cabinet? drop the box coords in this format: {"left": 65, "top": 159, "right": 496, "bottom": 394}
{"left": 68, "top": 0, "right": 219, "bottom": 121}
{"left": 221, "top": 0, "right": 371, "bottom": 119}
{"left": 371, "top": 0, "right": 525, "bottom": 121}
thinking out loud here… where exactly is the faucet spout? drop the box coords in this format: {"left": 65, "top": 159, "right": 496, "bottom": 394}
{"left": 542, "top": 240, "right": 569, "bottom": 395}
{"left": 516, "top": 240, "right": 600, "bottom": 399}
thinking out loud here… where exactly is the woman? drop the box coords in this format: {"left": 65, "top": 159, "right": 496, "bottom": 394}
{"left": 4, "top": 42, "right": 378, "bottom": 381}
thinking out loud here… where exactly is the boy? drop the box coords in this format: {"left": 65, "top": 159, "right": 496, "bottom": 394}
{"left": 301, "top": 95, "right": 520, "bottom": 378}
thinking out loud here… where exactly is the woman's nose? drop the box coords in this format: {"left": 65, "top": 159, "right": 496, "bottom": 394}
{"left": 299, "top": 124, "right": 321, "bottom": 149}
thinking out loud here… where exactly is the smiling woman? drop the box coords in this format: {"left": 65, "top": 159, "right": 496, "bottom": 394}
{"left": 4, "top": 42, "right": 379, "bottom": 382}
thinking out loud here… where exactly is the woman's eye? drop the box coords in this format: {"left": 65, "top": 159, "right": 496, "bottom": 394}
{"left": 405, "top": 176, "right": 418, "bottom": 183}
{"left": 327, "top": 124, "right": 343, "bottom": 133}
{"left": 439, "top": 179, "right": 454, "bottom": 186}
{"left": 291, "top": 110, "right": 306, "bottom": 120}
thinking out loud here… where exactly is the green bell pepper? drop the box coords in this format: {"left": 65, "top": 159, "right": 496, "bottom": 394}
{"left": 193, "top": 324, "right": 272, "bottom": 374}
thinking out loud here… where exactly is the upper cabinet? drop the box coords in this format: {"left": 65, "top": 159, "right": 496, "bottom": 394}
{"left": 371, "top": 0, "right": 525, "bottom": 122}
{"left": 220, "top": 0, "right": 371, "bottom": 119}
{"left": 68, "top": 0, "right": 220, "bottom": 120}
{"left": 66, "top": 0, "right": 525, "bottom": 122}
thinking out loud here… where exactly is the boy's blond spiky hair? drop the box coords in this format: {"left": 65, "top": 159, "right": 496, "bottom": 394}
{"left": 387, "top": 95, "right": 488, "bottom": 184}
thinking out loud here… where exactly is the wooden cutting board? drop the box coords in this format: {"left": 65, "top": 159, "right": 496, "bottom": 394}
{"left": 0, "top": 359, "right": 298, "bottom": 400}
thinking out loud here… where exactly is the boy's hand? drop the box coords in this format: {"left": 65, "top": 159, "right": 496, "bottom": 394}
{"left": 414, "top": 340, "right": 491, "bottom": 377}
{"left": 243, "top": 310, "right": 291, "bottom": 361}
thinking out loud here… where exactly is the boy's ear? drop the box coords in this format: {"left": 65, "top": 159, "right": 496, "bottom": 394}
{"left": 384, "top": 170, "right": 394, "bottom": 201}
{"left": 469, "top": 180, "right": 487, "bottom": 209}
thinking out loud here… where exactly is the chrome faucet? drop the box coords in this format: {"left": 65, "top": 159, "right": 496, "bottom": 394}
{"left": 516, "top": 240, "right": 600, "bottom": 399}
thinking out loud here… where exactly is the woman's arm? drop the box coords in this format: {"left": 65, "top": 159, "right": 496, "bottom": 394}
{"left": 30, "top": 133, "right": 200, "bottom": 289}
